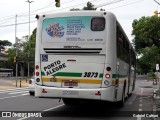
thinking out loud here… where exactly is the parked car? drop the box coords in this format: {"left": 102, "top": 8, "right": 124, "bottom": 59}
{"left": 28, "top": 76, "right": 35, "bottom": 95}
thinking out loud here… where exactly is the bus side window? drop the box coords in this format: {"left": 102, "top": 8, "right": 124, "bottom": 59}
{"left": 117, "top": 26, "right": 123, "bottom": 59}
{"left": 91, "top": 17, "right": 105, "bottom": 31}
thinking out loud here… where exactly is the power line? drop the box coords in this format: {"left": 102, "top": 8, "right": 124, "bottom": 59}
{"left": 0, "top": 20, "right": 36, "bottom": 28}
{"left": 0, "top": 0, "right": 144, "bottom": 28}
{"left": 153, "top": 0, "right": 160, "bottom": 5}
{"left": 0, "top": 0, "right": 99, "bottom": 25}
{"left": 106, "top": 0, "right": 144, "bottom": 10}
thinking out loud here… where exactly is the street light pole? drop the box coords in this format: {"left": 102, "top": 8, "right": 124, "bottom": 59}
{"left": 26, "top": 0, "right": 33, "bottom": 37}
{"left": 15, "top": 15, "right": 18, "bottom": 87}
{"left": 25, "top": 0, "right": 34, "bottom": 77}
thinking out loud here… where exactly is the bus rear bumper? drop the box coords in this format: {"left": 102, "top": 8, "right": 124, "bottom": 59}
{"left": 35, "top": 85, "right": 115, "bottom": 101}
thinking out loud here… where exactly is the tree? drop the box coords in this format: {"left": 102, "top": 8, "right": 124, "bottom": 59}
{"left": 6, "top": 28, "right": 36, "bottom": 76}
{"left": 132, "top": 16, "right": 160, "bottom": 53}
{"left": 132, "top": 16, "right": 160, "bottom": 74}
{"left": 70, "top": 2, "right": 96, "bottom": 11}
{"left": 0, "top": 40, "right": 12, "bottom": 52}
{"left": 83, "top": 2, "right": 97, "bottom": 10}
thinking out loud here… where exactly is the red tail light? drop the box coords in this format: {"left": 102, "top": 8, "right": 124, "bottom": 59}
{"left": 105, "top": 74, "right": 110, "bottom": 79}
{"left": 36, "top": 72, "right": 39, "bottom": 76}
{"left": 29, "top": 80, "right": 32, "bottom": 84}
{"left": 106, "top": 67, "right": 111, "bottom": 71}
{"left": 35, "top": 65, "right": 39, "bottom": 70}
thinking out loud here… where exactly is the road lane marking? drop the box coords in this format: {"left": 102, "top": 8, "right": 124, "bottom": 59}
{"left": 139, "top": 104, "right": 142, "bottom": 107}
{"left": 0, "top": 94, "right": 28, "bottom": 100}
{"left": 17, "top": 104, "right": 65, "bottom": 120}
{"left": 0, "top": 88, "right": 29, "bottom": 94}
{"left": 21, "top": 93, "right": 29, "bottom": 95}
{"left": 42, "top": 104, "right": 65, "bottom": 112}
{"left": 138, "top": 108, "right": 142, "bottom": 111}
{"left": 0, "top": 87, "right": 29, "bottom": 92}
{"left": 8, "top": 91, "right": 28, "bottom": 95}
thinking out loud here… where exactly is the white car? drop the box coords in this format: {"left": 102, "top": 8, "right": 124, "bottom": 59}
{"left": 28, "top": 76, "right": 35, "bottom": 95}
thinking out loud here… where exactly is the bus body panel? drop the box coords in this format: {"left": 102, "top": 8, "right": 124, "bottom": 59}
{"left": 41, "top": 55, "right": 105, "bottom": 88}
{"left": 35, "top": 84, "right": 115, "bottom": 101}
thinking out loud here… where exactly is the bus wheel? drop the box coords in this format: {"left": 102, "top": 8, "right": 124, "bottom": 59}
{"left": 117, "top": 87, "right": 125, "bottom": 108}
{"left": 29, "top": 91, "right": 35, "bottom": 96}
{"left": 62, "top": 98, "right": 80, "bottom": 106}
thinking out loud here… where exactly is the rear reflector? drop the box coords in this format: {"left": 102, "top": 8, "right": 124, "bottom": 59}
{"left": 95, "top": 91, "right": 101, "bottom": 96}
{"left": 42, "top": 89, "right": 47, "bottom": 93}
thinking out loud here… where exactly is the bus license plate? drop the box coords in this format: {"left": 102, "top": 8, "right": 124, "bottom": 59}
{"left": 64, "top": 81, "right": 78, "bottom": 87}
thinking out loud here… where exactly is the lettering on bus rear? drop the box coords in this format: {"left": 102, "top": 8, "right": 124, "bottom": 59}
{"left": 43, "top": 60, "right": 67, "bottom": 76}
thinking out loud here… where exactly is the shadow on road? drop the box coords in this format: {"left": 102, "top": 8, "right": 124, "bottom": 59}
{"left": 41, "top": 101, "right": 148, "bottom": 118}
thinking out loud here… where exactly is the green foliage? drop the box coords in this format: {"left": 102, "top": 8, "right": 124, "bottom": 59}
{"left": 0, "top": 40, "right": 12, "bottom": 51}
{"left": 6, "top": 28, "right": 36, "bottom": 76}
{"left": 0, "top": 40, "right": 12, "bottom": 46}
{"left": 83, "top": 2, "right": 97, "bottom": 10}
{"left": 70, "top": 1, "right": 96, "bottom": 11}
{"left": 132, "top": 16, "right": 160, "bottom": 53}
{"left": 148, "top": 71, "right": 156, "bottom": 79}
{"left": 132, "top": 16, "right": 160, "bottom": 74}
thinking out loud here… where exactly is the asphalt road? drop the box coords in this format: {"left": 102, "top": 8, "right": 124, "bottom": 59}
{"left": 0, "top": 76, "right": 160, "bottom": 120}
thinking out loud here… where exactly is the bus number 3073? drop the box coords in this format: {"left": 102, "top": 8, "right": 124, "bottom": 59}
{"left": 83, "top": 72, "right": 98, "bottom": 78}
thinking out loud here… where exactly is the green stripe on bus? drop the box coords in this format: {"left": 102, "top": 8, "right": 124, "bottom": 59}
{"left": 41, "top": 72, "right": 45, "bottom": 76}
{"left": 112, "top": 74, "right": 127, "bottom": 78}
{"left": 53, "top": 72, "right": 82, "bottom": 77}
{"left": 99, "top": 73, "right": 103, "bottom": 78}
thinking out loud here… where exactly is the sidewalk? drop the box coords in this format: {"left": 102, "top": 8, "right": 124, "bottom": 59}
{"left": 0, "top": 77, "right": 29, "bottom": 90}
{"left": 152, "top": 81, "right": 160, "bottom": 112}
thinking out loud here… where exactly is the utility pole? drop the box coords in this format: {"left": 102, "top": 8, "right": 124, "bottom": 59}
{"left": 15, "top": 15, "right": 18, "bottom": 87}
{"left": 25, "top": 0, "right": 34, "bottom": 77}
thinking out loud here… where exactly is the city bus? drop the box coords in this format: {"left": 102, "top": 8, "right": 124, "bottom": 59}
{"left": 35, "top": 11, "right": 136, "bottom": 107}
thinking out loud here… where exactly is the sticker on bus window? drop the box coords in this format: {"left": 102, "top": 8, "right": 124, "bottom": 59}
{"left": 42, "top": 55, "right": 48, "bottom": 62}
{"left": 46, "top": 23, "right": 64, "bottom": 38}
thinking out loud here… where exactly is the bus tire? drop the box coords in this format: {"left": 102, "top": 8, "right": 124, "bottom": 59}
{"left": 29, "top": 91, "right": 35, "bottom": 96}
{"left": 62, "top": 98, "right": 80, "bottom": 106}
{"left": 117, "top": 85, "right": 125, "bottom": 108}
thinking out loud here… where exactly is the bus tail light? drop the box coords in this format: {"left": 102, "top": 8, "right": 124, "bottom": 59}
{"left": 36, "top": 72, "right": 39, "bottom": 76}
{"left": 35, "top": 65, "right": 39, "bottom": 70}
{"left": 106, "top": 67, "right": 111, "bottom": 71}
{"left": 105, "top": 74, "right": 110, "bottom": 79}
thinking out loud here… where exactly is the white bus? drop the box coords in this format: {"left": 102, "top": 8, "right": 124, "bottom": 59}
{"left": 35, "top": 11, "right": 136, "bottom": 107}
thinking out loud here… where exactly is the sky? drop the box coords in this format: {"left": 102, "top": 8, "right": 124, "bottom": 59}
{"left": 0, "top": 0, "right": 158, "bottom": 44}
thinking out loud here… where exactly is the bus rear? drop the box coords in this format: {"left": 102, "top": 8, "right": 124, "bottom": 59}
{"left": 35, "top": 11, "right": 117, "bottom": 103}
